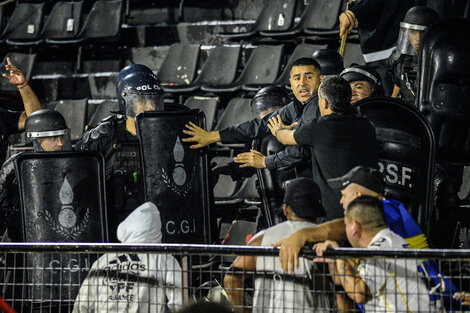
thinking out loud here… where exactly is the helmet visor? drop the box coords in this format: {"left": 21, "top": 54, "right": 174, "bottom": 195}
{"left": 126, "top": 92, "right": 164, "bottom": 118}
{"left": 397, "top": 22, "right": 427, "bottom": 56}
{"left": 34, "top": 132, "right": 72, "bottom": 152}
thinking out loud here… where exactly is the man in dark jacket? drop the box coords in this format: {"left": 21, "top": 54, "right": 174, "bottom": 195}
{"left": 183, "top": 58, "right": 323, "bottom": 173}
{"left": 267, "top": 76, "right": 378, "bottom": 221}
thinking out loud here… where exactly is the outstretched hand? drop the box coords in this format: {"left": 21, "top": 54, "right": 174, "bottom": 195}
{"left": 2, "top": 57, "right": 26, "bottom": 87}
{"left": 182, "top": 122, "right": 217, "bottom": 149}
{"left": 233, "top": 149, "right": 266, "bottom": 169}
{"left": 267, "top": 115, "right": 298, "bottom": 137}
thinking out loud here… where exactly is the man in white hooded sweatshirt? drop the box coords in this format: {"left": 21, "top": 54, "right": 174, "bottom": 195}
{"left": 73, "top": 202, "right": 183, "bottom": 313}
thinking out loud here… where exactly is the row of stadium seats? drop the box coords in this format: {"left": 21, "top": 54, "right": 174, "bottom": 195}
{"left": 0, "top": 0, "right": 347, "bottom": 46}
{"left": 0, "top": 42, "right": 366, "bottom": 99}
{"left": 0, "top": 0, "right": 122, "bottom": 45}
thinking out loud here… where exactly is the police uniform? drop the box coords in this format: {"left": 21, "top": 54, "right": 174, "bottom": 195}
{"left": 78, "top": 115, "right": 144, "bottom": 241}
{"left": 0, "top": 109, "right": 22, "bottom": 164}
{"left": 388, "top": 50, "right": 418, "bottom": 104}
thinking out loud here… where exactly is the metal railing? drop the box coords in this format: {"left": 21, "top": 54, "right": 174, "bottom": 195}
{"left": 0, "top": 243, "right": 469, "bottom": 312}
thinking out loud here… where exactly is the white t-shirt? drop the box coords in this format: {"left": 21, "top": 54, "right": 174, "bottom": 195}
{"left": 357, "top": 228, "right": 434, "bottom": 313}
{"left": 252, "top": 221, "right": 330, "bottom": 313}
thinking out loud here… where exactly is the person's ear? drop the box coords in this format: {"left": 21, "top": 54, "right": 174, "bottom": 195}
{"left": 352, "top": 220, "right": 362, "bottom": 236}
{"left": 319, "top": 74, "right": 325, "bottom": 82}
{"left": 283, "top": 204, "right": 289, "bottom": 217}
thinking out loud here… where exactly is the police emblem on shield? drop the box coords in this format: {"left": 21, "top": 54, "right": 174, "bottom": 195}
{"left": 137, "top": 110, "right": 213, "bottom": 243}
{"left": 15, "top": 151, "right": 108, "bottom": 303}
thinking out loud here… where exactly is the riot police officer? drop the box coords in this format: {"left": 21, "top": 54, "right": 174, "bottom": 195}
{"left": 389, "top": 6, "right": 440, "bottom": 104}
{"left": 78, "top": 65, "right": 164, "bottom": 241}
{"left": 340, "top": 65, "right": 384, "bottom": 105}
{"left": 0, "top": 109, "right": 71, "bottom": 241}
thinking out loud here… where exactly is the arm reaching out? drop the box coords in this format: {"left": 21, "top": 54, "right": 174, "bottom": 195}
{"left": 267, "top": 115, "right": 298, "bottom": 146}
{"left": 3, "top": 57, "right": 42, "bottom": 131}
{"left": 182, "top": 121, "right": 221, "bottom": 149}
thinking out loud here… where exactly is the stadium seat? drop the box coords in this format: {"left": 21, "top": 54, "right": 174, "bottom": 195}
{"left": 47, "top": 0, "right": 123, "bottom": 44}
{"left": 86, "top": 99, "right": 119, "bottom": 128}
{"left": 0, "top": 53, "right": 36, "bottom": 93}
{"left": 213, "top": 97, "right": 253, "bottom": 149}
{"left": 260, "top": 0, "right": 342, "bottom": 37}
{"left": 217, "top": 0, "right": 297, "bottom": 39}
{"left": 50, "top": 98, "right": 88, "bottom": 141}
{"left": 255, "top": 43, "right": 327, "bottom": 90}
{"left": 183, "top": 96, "right": 220, "bottom": 131}
{"left": 156, "top": 43, "right": 200, "bottom": 87}
{"left": 3, "top": 2, "right": 45, "bottom": 45}
{"left": 164, "top": 45, "right": 241, "bottom": 93}
{"left": 342, "top": 42, "right": 366, "bottom": 66}
{"left": 202, "top": 45, "right": 284, "bottom": 93}
{"left": 43, "top": 1, "right": 84, "bottom": 43}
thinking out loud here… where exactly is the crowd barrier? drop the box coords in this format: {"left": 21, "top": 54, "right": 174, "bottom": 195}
{"left": 0, "top": 243, "right": 469, "bottom": 312}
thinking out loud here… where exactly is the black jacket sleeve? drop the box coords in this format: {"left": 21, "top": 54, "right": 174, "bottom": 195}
{"left": 264, "top": 145, "right": 311, "bottom": 171}
{"left": 218, "top": 102, "right": 297, "bottom": 144}
{"left": 349, "top": 0, "right": 386, "bottom": 30}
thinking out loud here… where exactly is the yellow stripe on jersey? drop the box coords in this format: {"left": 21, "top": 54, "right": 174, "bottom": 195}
{"left": 389, "top": 272, "right": 413, "bottom": 313}
{"left": 405, "top": 233, "right": 429, "bottom": 249}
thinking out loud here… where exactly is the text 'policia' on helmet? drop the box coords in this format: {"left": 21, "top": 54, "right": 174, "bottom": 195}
{"left": 116, "top": 63, "right": 155, "bottom": 95}
{"left": 340, "top": 65, "right": 384, "bottom": 96}
{"left": 25, "top": 109, "right": 71, "bottom": 151}
{"left": 397, "top": 6, "right": 440, "bottom": 56}
{"left": 117, "top": 72, "right": 164, "bottom": 118}
{"left": 251, "top": 86, "right": 290, "bottom": 118}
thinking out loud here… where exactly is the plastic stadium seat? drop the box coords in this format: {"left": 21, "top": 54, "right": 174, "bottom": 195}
{"left": 3, "top": 2, "right": 45, "bottom": 45}
{"left": 0, "top": 53, "right": 36, "bottom": 93}
{"left": 156, "top": 43, "right": 200, "bottom": 87}
{"left": 86, "top": 99, "right": 119, "bottom": 128}
{"left": 202, "top": 45, "right": 284, "bottom": 93}
{"left": 250, "top": 43, "right": 327, "bottom": 90}
{"left": 261, "top": 0, "right": 342, "bottom": 37}
{"left": 43, "top": 1, "right": 84, "bottom": 43}
{"left": 47, "top": 0, "right": 123, "bottom": 44}
{"left": 183, "top": 96, "right": 219, "bottom": 131}
{"left": 342, "top": 42, "right": 366, "bottom": 66}
{"left": 164, "top": 45, "right": 241, "bottom": 93}
{"left": 213, "top": 97, "right": 253, "bottom": 149}
{"left": 50, "top": 99, "right": 88, "bottom": 141}
{"left": 217, "top": 0, "right": 297, "bottom": 39}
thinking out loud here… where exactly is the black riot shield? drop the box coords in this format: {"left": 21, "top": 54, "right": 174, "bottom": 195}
{"left": 15, "top": 151, "right": 107, "bottom": 304}
{"left": 136, "top": 110, "right": 213, "bottom": 244}
{"left": 417, "top": 19, "right": 470, "bottom": 164}
{"left": 356, "top": 97, "right": 435, "bottom": 231}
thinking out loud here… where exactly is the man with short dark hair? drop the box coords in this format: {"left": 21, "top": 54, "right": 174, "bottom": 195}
{"left": 224, "top": 177, "right": 330, "bottom": 313}
{"left": 268, "top": 77, "right": 379, "bottom": 222}
{"left": 183, "top": 58, "right": 324, "bottom": 173}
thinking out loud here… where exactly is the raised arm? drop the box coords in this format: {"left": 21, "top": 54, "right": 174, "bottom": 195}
{"left": 2, "top": 57, "right": 42, "bottom": 131}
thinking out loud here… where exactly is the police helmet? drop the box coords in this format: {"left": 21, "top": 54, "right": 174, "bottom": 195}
{"left": 25, "top": 109, "right": 71, "bottom": 151}
{"left": 312, "top": 49, "right": 344, "bottom": 77}
{"left": 116, "top": 64, "right": 155, "bottom": 95}
{"left": 118, "top": 72, "right": 164, "bottom": 118}
{"left": 398, "top": 6, "right": 439, "bottom": 55}
{"left": 340, "top": 65, "right": 384, "bottom": 96}
{"left": 251, "top": 86, "right": 290, "bottom": 118}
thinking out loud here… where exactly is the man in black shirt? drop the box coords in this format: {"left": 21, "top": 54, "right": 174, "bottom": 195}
{"left": 0, "top": 57, "right": 42, "bottom": 164}
{"left": 183, "top": 58, "right": 323, "bottom": 173}
{"left": 268, "top": 76, "right": 378, "bottom": 221}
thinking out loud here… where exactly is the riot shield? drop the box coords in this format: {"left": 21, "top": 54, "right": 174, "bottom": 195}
{"left": 356, "top": 97, "right": 435, "bottom": 232}
{"left": 136, "top": 110, "right": 213, "bottom": 244}
{"left": 15, "top": 151, "right": 107, "bottom": 304}
{"left": 417, "top": 19, "right": 470, "bottom": 164}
